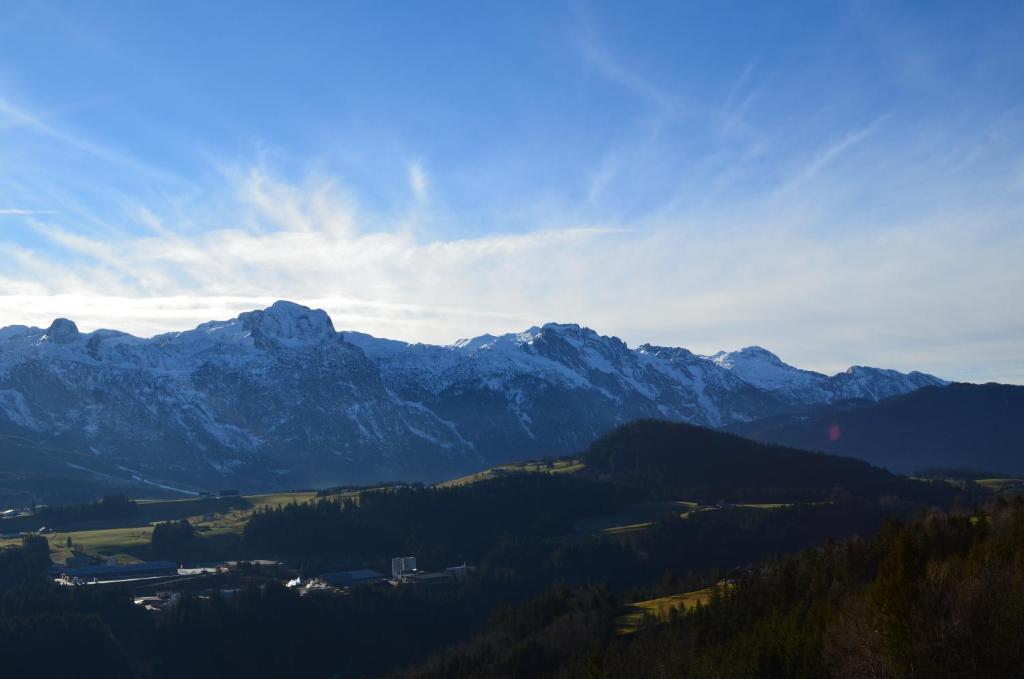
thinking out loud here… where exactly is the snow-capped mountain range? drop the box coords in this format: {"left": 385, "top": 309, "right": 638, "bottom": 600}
{"left": 0, "top": 301, "right": 945, "bottom": 490}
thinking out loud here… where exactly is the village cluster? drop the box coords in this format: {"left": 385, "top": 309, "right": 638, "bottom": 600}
{"left": 49, "top": 552, "right": 474, "bottom": 613}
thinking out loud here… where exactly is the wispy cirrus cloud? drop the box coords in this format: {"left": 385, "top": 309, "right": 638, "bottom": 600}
{"left": 408, "top": 162, "right": 429, "bottom": 202}
{"left": 570, "top": 1, "right": 681, "bottom": 119}
{"left": 774, "top": 118, "right": 885, "bottom": 196}
{"left": 0, "top": 97, "right": 181, "bottom": 183}
{"left": 1, "top": 146, "right": 1021, "bottom": 385}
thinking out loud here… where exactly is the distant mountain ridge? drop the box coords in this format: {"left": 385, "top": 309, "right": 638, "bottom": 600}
{"left": 730, "top": 383, "right": 1024, "bottom": 475}
{"left": 0, "top": 301, "right": 946, "bottom": 490}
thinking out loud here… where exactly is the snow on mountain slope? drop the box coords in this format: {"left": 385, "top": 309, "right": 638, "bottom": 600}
{"left": 0, "top": 302, "right": 479, "bottom": 489}
{"left": 344, "top": 321, "right": 946, "bottom": 461}
{"left": 828, "top": 365, "right": 946, "bottom": 401}
{"left": 709, "top": 346, "right": 824, "bottom": 394}
{"left": 706, "top": 346, "right": 946, "bottom": 405}
{"left": 0, "top": 301, "right": 946, "bottom": 489}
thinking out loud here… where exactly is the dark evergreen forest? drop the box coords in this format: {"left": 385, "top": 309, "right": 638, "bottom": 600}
{"left": 0, "top": 420, "right": 1011, "bottom": 678}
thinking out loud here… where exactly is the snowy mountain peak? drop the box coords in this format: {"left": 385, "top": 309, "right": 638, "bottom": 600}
{"left": 540, "top": 322, "right": 583, "bottom": 333}
{"left": 518, "top": 326, "right": 544, "bottom": 342}
{"left": 450, "top": 326, "right": 545, "bottom": 353}
{"left": 712, "top": 346, "right": 786, "bottom": 368}
{"left": 706, "top": 345, "right": 827, "bottom": 395}
{"left": 535, "top": 323, "right": 627, "bottom": 352}
{"left": 44, "top": 318, "right": 81, "bottom": 344}
{"left": 447, "top": 323, "right": 611, "bottom": 355}
{"left": 238, "top": 301, "right": 336, "bottom": 348}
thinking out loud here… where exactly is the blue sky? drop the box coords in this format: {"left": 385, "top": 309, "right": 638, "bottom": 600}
{"left": 0, "top": 1, "right": 1022, "bottom": 382}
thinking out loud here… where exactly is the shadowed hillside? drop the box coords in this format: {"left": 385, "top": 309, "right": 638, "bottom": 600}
{"left": 0, "top": 433, "right": 185, "bottom": 508}
{"left": 581, "top": 419, "right": 956, "bottom": 505}
{"left": 730, "top": 383, "right": 1024, "bottom": 475}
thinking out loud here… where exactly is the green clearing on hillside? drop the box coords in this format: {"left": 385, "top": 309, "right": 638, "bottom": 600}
{"left": 577, "top": 500, "right": 822, "bottom": 537}
{"left": 575, "top": 500, "right": 697, "bottom": 535}
{"left": 0, "top": 524, "right": 156, "bottom": 565}
{"left": 436, "top": 458, "right": 584, "bottom": 488}
{"left": 615, "top": 587, "right": 717, "bottom": 634}
{"left": 975, "top": 478, "right": 1024, "bottom": 494}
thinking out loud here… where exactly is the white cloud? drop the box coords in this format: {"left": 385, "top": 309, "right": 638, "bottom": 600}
{"left": 0, "top": 209, "right": 56, "bottom": 215}
{"left": 0, "top": 161, "right": 1021, "bottom": 385}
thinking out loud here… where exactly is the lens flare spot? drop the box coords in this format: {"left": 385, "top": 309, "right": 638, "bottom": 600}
{"left": 828, "top": 424, "right": 842, "bottom": 442}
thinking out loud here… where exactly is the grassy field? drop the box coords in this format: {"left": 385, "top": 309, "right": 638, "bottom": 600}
{"left": 911, "top": 477, "right": 1024, "bottom": 496}
{"left": 576, "top": 500, "right": 698, "bottom": 536}
{"left": 577, "top": 500, "right": 826, "bottom": 537}
{"left": 184, "top": 491, "right": 327, "bottom": 539}
{"left": 0, "top": 524, "right": 156, "bottom": 564}
{"left": 975, "top": 478, "right": 1024, "bottom": 495}
{"left": 436, "top": 458, "right": 584, "bottom": 488}
{"left": 616, "top": 587, "right": 716, "bottom": 634}
{"left": 0, "top": 491, "right": 322, "bottom": 563}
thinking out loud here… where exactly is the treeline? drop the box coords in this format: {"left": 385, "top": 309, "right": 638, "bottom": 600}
{"left": 243, "top": 473, "right": 640, "bottom": 565}
{"left": 0, "top": 535, "right": 140, "bottom": 677}
{"left": 34, "top": 493, "right": 139, "bottom": 526}
{"left": 916, "top": 467, "right": 1000, "bottom": 480}
{"left": 150, "top": 519, "right": 197, "bottom": 558}
{"left": 0, "top": 534, "right": 50, "bottom": 589}
{"left": 314, "top": 482, "right": 398, "bottom": 497}
{"left": 248, "top": 468, "right": 933, "bottom": 593}
{"left": 400, "top": 498, "right": 1024, "bottom": 678}
{"left": 582, "top": 419, "right": 959, "bottom": 505}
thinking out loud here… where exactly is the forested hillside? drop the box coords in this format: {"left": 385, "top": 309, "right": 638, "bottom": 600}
{"left": 400, "top": 498, "right": 1024, "bottom": 678}
{"left": 581, "top": 419, "right": 955, "bottom": 504}
{"left": 0, "top": 419, "right": 996, "bottom": 678}
{"left": 243, "top": 474, "right": 639, "bottom": 565}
